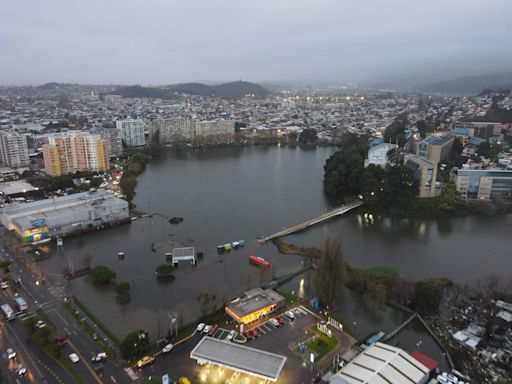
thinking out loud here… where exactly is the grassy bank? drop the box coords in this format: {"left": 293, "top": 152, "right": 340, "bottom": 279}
{"left": 63, "top": 302, "right": 120, "bottom": 365}
{"left": 72, "top": 297, "right": 121, "bottom": 347}
{"left": 307, "top": 325, "right": 338, "bottom": 361}
{"left": 272, "top": 238, "right": 320, "bottom": 259}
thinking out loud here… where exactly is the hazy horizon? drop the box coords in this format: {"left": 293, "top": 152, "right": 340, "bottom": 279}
{"left": 2, "top": 0, "right": 512, "bottom": 86}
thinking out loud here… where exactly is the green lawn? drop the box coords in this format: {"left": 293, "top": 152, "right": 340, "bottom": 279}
{"left": 306, "top": 325, "right": 338, "bottom": 361}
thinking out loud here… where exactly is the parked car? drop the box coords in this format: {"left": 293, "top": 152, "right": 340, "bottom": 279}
{"left": 161, "top": 343, "right": 173, "bottom": 353}
{"left": 276, "top": 315, "right": 285, "bottom": 325}
{"left": 249, "top": 328, "right": 258, "bottom": 337}
{"left": 196, "top": 323, "right": 205, "bottom": 332}
{"left": 227, "top": 330, "right": 237, "bottom": 341}
{"left": 202, "top": 325, "right": 212, "bottom": 334}
{"left": 1, "top": 280, "right": 9, "bottom": 289}
{"left": 55, "top": 335, "right": 67, "bottom": 344}
{"left": 91, "top": 352, "right": 107, "bottom": 362}
{"left": 136, "top": 355, "right": 154, "bottom": 368}
{"left": 284, "top": 311, "right": 295, "bottom": 321}
{"left": 35, "top": 320, "right": 46, "bottom": 329}
{"left": 7, "top": 348, "right": 16, "bottom": 360}
{"left": 269, "top": 318, "right": 280, "bottom": 327}
{"left": 69, "top": 353, "right": 80, "bottom": 364}
{"left": 208, "top": 324, "right": 219, "bottom": 336}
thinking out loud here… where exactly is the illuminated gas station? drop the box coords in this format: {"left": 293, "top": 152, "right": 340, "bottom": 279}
{"left": 190, "top": 337, "right": 287, "bottom": 383}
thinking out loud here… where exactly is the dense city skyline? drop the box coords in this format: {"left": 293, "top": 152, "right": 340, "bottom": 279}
{"left": 2, "top": 0, "right": 512, "bottom": 85}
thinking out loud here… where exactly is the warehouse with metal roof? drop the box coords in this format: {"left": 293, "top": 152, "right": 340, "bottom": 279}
{"left": 0, "top": 190, "right": 129, "bottom": 243}
{"left": 190, "top": 336, "right": 287, "bottom": 382}
{"left": 329, "top": 342, "right": 430, "bottom": 384}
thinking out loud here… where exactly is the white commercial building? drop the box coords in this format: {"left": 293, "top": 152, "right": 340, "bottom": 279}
{"left": 116, "top": 119, "right": 145, "bottom": 147}
{"left": 329, "top": 342, "right": 430, "bottom": 384}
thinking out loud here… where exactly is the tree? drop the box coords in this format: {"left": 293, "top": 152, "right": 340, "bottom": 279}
{"left": 413, "top": 280, "right": 444, "bottom": 316}
{"left": 359, "top": 165, "right": 385, "bottom": 201}
{"left": 89, "top": 266, "right": 116, "bottom": 284}
{"left": 196, "top": 291, "right": 216, "bottom": 317}
{"left": 121, "top": 330, "right": 150, "bottom": 359}
{"left": 80, "top": 251, "right": 95, "bottom": 268}
{"left": 298, "top": 128, "right": 318, "bottom": 145}
{"left": 155, "top": 264, "right": 174, "bottom": 277}
{"left": 323, "top": 147, "right": 365, "bottom": 203}
{"left": 116, "top": 282, "right": 131, "bottom": 304}
{"left": 314, "top": 237, "right": 346, "bottom": 308}
{"left": 0, "top": 260, "right": 11, "bottom": 273}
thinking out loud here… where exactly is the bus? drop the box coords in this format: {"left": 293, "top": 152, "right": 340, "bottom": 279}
{"left": 14, "top": 297, "right": 28, "bottom": 312}
{"left": 1, "top": 304, "right": 15, "bottom": 321}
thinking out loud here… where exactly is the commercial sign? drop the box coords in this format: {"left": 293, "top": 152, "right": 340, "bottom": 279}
{"left": 31, "top": 218, "right": 46, "bottom": 227}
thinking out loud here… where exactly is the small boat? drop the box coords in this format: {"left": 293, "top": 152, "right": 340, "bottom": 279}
{"left": 118, "top": 252, "right": 125, "bottom": 259}
{"left": 231, "top": 241, "right": 239, "bottom": 248}
{"left": 224, "top": 243, "right": 232, "bottom": 251}
{"left": 238, "top": 240, "right": 245, "bottom": 247}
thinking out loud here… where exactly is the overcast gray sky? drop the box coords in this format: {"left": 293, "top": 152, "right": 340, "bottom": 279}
{"left": 2, "top": 0, "right": 512, "bottom": 85}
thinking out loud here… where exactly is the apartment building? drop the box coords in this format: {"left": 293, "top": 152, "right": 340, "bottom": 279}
{"left": 0, "top": 131, "right": 30, "bottom": 169}
{"left": 116, "top": 119, "right": 145, "bottom": 147}
{"left": 91, "top": 126, "right": 123, "bottom": 157}
{"left": 149, "top": 118, "right": 195, "bottom": 143}
{"left": 150, "top": 118, "right": 235, "bottom": 144}
{"left": 42, "top": 132, "right": 109, "bottom": 176}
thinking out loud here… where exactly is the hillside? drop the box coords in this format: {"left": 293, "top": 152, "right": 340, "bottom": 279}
{"left": 414, "top": 72, "right": 512, "bottom": 94}
{"left": 170, "top": 81, "right": 270, "bottom": 98}
{"left": 111, "top": 85, "right": 170, "bottom": 99}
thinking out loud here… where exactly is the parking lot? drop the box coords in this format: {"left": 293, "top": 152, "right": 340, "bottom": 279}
{"left": 146, "top": 305, "right": 327, "bottom": 384}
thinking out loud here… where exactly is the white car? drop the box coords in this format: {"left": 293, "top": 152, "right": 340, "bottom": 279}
{"left": 36, "top": 320, "right": 46, "bottom": 329}
{"left": 202, "top": 325, "right": 212, "bottom": 334}
{"left": 196, "top": 323, "right": 205, "bottom": 332}
{"left": 16, "top": 366, "right": 27, "bottom": 376}
{"left": 227, "top": 330, "right": 237, "bottom": 341}
{"left": 161, "top": 343, "right": 173, "bottom": 353}
{"left": 69, "top": 353, "right": 80, "bottom": 364}
{"left": 91, "top": 352, "right": 107, "bottom": 362}
{"left": 269, "top": 318, "right": 280, "bottom": 327}
{"left": 7, "top": 348, "right": 16, "bottom": 360}
{"left": 284, "top": 311, "right": 295, "bottom": 321}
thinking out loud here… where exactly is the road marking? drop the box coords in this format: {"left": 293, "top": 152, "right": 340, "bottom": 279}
{"left": 67, "top": 340, "right": 104, "bottom": 384}
{"left": 124, "top": 367, "right": 139, "bottom": 381}
{"left": 257, "top": 326, "right": 267, "bottom": 335}
{"left": 299, "top": 305, "right": 322, "bottom": 319}
{"left": 54, "top": 310, "right": 71, "bottom": 327}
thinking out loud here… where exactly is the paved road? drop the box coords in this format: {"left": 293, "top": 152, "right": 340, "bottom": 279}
{"left": 0, "top": 235, "right": 132, "bottom": 384}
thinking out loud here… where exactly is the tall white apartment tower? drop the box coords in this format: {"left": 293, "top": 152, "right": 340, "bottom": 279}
{"left": 115, "top": 119, "right": 145, "bottom": 147}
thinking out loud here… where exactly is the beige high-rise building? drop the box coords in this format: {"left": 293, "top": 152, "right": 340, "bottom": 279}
{"left": 43, "top": 132, "right": 109, "bottom": 176}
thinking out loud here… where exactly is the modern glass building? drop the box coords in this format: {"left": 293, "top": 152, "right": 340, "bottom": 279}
{"left": 454, "top": 168, "right": 512, "bottom": 200}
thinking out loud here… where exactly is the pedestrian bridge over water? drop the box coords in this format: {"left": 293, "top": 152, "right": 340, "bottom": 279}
{"left": 258, "top": 200, "right": 363, "bottom": 243}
